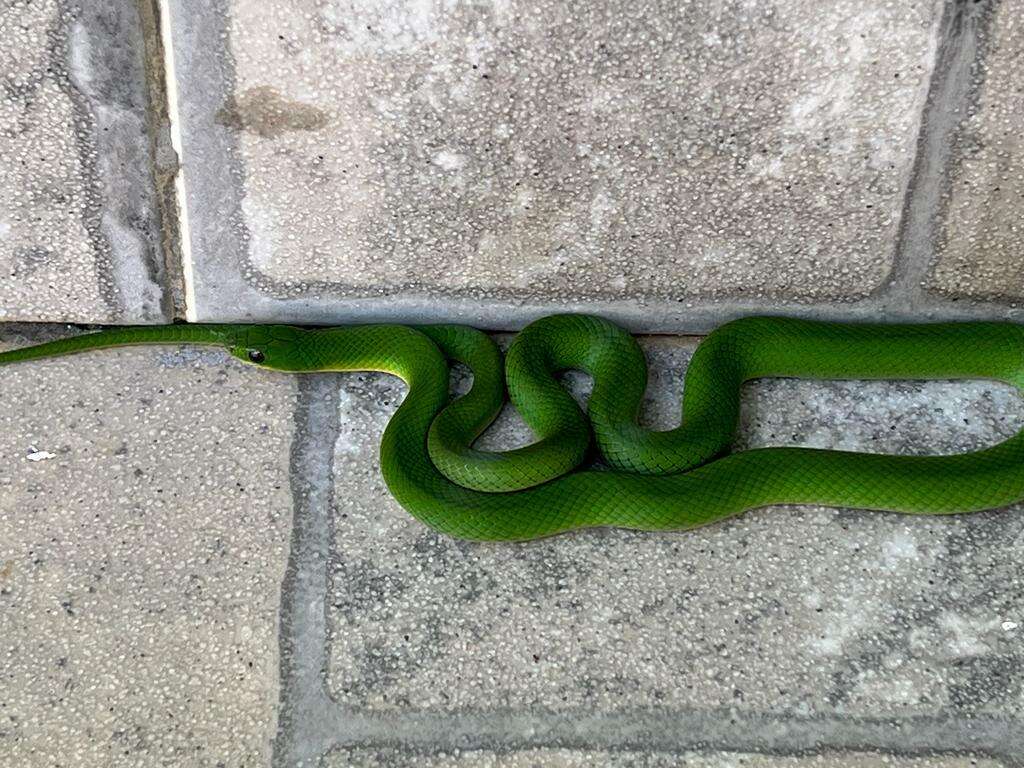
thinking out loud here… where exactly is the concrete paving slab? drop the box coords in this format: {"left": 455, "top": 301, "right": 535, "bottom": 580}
{"left": 172, "top": 0, "right": 943, "bottom": 327}
{"left": 930, "top": 0, "right": 1024, "bottom": 301}
{"left": 0, "top": 0, "right": 171, "bottom": 324}
{"left": 324, "top": 747, "right": 1007, "bottom": 767}
{"left": 0, "top": 327, "right": 295, "bottom": 766}
{"left": 323, "top": 335, "right": 1024, "bottom": 757}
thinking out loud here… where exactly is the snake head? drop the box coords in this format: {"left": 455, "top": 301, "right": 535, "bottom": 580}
{"left": 227, "top": 325, "right": 315, "bottom": 371}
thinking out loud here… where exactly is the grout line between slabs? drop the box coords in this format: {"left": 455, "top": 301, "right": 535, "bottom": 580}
{"left": 156, "top": 0, "right": 199, "bottom": 322}
{"left": 274, "top": 374, "right": 345, "bottom": 767}
{"left": 297, "top": 705, "right": 1024, "bottom": 766}
{"left": 323, "top": 709, "right": 1023, "bottom": 765}
{"left": 882, "top": 0, "right": 992, "bottom": 309}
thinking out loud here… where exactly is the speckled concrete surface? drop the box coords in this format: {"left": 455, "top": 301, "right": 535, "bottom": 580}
{"left": 4, "top": 0, "right": 1024, "bottom": 763}
{"left": 326, "top": 336, "right": 1024, "bottom": 720}
{"left": 0, "top": 328, "right": 295, "bottom": 766}
{"left": 0, "top": 0, "right": 169, "bottom": 323}
{"left": 174, "top": 0, "right": 940, "bottom": 319}
{"left": 931, "top": 0, "right": 1024, "bottom": 301}
{"left": 324, "top": 747, "right": 1007, "bottom": 767}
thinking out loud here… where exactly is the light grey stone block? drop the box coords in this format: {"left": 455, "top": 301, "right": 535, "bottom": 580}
{"left": 0, "top": 328, "right": 295, "bottom": 765}
{"left": 326, "top": 336, "right": 1024, "bottom": 732}
{"left": 0, "top": 0, "right": 170, "bottom": 323}
{"left": 930, "top": 0, "right": 1024, "bottom": 301}
{"left": 172, "top": 0, "right": 942, "bottom": 327}
{"left": 324, "top": 747, "right": 1007, "bottom": 767}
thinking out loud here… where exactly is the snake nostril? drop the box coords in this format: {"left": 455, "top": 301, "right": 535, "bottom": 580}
{"left": 247, "top": 349, "right": 265, "bottom": 363}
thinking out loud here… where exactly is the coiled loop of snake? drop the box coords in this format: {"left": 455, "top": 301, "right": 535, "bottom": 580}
{"left": 1, "top": 314, "right": 1023, "bottom": 540}
{"left": 422, "top": 314, "right": 738, "bottom": 491}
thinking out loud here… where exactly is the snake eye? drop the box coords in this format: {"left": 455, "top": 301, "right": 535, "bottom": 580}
{"left": 247, "top": 349, "right": 265, "bottom": 363}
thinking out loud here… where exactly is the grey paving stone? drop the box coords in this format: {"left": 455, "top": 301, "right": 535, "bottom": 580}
{"left": 324, "top": 747, "right": 1006, "bottom": 767}
{"left": 0, "top": 328, "right": 296, "bottom": 766}
{"left": 930, "top": 0, "right": 1024, "bottom": 301}
{"left": 174, "top": 0, "right": 940, "bottom": 324}
{"left": 326, "top": 337, "right": 1024, "bottom": 730}
{"left": 0, "top": 0, "right": 170, "bottom": 323}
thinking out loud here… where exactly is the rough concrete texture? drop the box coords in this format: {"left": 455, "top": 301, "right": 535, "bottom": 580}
{"left": 175, "top": 0, "right": 942, "bottom": 323}
{"left": 0, "top": 0, "right": 170, "bottom": 324}
{"left": 324, "top": 747, "right": 1007, "bottom": 767}
{"left": 930, "top": 0, "right": 1024, "bottom": 301}
{"left": 0, "top": 328, "right": 296, "bottom": 766}
{"left": 321, "top": 336, "right": 1024, "bottom": 760}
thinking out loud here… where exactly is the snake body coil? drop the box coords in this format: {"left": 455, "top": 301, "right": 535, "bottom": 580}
{"left": 1, "top": 315, "right": 1022, "bottom": 540}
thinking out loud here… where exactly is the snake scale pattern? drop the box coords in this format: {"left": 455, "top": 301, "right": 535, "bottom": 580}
{"left": 1, "top": 314, "right": 1022, "bottom": 540}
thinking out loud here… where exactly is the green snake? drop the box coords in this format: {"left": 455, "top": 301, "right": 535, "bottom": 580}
{"left": 1, "top": 315, "right": 1022, "bottom": 541}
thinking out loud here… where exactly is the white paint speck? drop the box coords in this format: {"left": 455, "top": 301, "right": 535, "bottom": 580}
{"left": 433, "top": 150, "right": 466, "bottom": 171}
{"left": 880, "top": 530, "right": 919, "bottom": 568}
{"left": 939, "top": 612, "right": 995, "bottom": 656}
